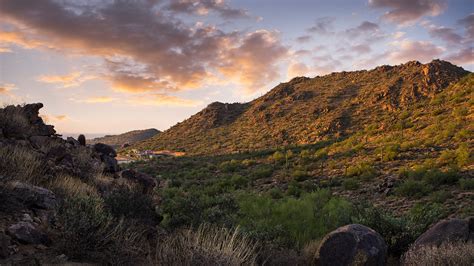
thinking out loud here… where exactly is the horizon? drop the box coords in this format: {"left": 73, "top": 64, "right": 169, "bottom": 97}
{"left": 0, "top": 0, "right": 473, "bottom": 135}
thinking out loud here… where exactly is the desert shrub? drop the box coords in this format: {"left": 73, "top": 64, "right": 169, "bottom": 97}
{"left": 104, "top": 186, "right": 160, "bottom": 225}
{"left": 455, "top": 144, "right": 471, "bottom": 167}
{"left": 152, "top": 224, "right": 259, "bottom": 265}
{"left": 342, "top": 178, "right": 360, "bottom": 190}
{"left": 292, "top": 169, "right": 309, "bottom": 181}
{"left": 230, "top": 174, "right": 249, "bottom": 189}
{"left": 237, "top": 190, "right": 353, "bottom": 248}
{"left": 346, "top": 161, "right": 377, "bottom": 180}
{"left": 422, "top": 168, "right": 459, "bottom": 187}
{"left": 352, "top": 202, "right": 444, "bottom": 257}
{"left": 219, "top": 160, "right": 240, "bottom": 172}
{"left": 379, "top": 144, "right": 400, "bottom": 161}
{"left": 395, "top": 179, "right": 430, "bottom": 198}
{"left": 251, "top": 165, "right": 273, "bottom": 179}
{"left": 241, "top": 159, "right": 256, "bottom": 167}
{"left": 314, "top": 148, "right": 328, "bottom": 160}
{"left": 429, "top": 190, "right": 451, "bottom": 203}
{"left": 268, "top": 187, "right": 283, "bottom": 199}
{"left": 0, "top": 106, "right": 31, "bottom": 138}
{"left": 286, "top": 180, "right": 302, "bottom": 197}
{"left": 48, "top": 175, "right": 98, "bottom": 198}
{"left": 57, "top": 195, "right": 145, "bottom": 263}
{"left": 402, "top": 242, "right": 474, "bottom": 266}
{"left": 0, "top": 144, "right": 45, "bottom": 184}
{"left": 459, "top": 178, "right": 474, "bottom": 190}
{"left": 270, "top": 151, "right": 285, "bottom": 163}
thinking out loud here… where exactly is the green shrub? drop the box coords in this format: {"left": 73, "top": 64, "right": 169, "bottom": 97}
{"left": 429, "top": 190, "right": 451, "bottom": 203}
{"left": 251, "top": 165, "right": 273, "bottom": 179}
{"left": 230, "top": 174, "right": 249, "bottom": 189}
{"left": 104, "top": 187, "right": 160, "bottom": 225}
{"left": 395, "top": 179, "right": 430, "bottom": 198}
{"left": 219, "top": 160, "right": 240, "bottom": 172}
{"left": 292, "top": 169, "right": 309, "bottom": 181}
{"left": 422, "top": 168, "right": 459, "bottom": 187}
{"left": 342, "top": 178, "right": 360, "bottom": 190}
{"left": 270, "top": 151, "right": 285, "bottom": 163}
{"left": 455, "top": 144, "right": 471, "bottom": 167}
{"left": 346, "top": 162, "right": 377, "bottom": 180}
{"left": 379, "top": 144, "right": 400, "bottom": 161}
{"left": 237, "top": 190, "right": 353, "bottom": 248}
{"left": 459, "top": 178, "right": 474, "bottom": 190}
{"left": 268, "top": 187, "right": 284, "bottom": 199}
{"left": 286, "top": 181, "right": 302, "bottom": 197}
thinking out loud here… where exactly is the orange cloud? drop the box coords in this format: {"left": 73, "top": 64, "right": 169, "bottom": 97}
{"left": 37, "top": 72, "right": 95, "bottom": 88}
{"left": 129, "top": 94, "right": 203, "bottom": 107}
{"left": 389, "top": 39, "right": 445, "bottom": 63}
{"left": 40, "top": 114, "right": 68, "bottom": 123}
{"left": 287, "top": 62, "right": 310, "bottom": 78}
{"left": 83, "top": 96, "right": 116, "bottom": 104}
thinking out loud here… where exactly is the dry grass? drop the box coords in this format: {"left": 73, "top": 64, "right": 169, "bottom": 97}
{"left": 47, "top": 174, "right": 99, "bottom": 198}
{"left": 402, "top": 242, "right": 474, "bottom": 266}
{"left": 0, "top": 144, "right": 45, "bottom": 184}
{"left": 0, "top": 105, "right": 31, "bottom": 138}
{"left": 302, "top": 239, "right": 321, "bottom": 264}
{"left": 152, "top": 223, "right": 259, "bottom": 265}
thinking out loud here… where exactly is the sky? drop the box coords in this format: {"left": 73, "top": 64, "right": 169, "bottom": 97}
{"left": 0, "top": 0, "right": 472, "bottom": 136}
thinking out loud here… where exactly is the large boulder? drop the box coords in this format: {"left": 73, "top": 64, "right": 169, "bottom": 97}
{"left": 93, "top": 143, "right": 117, "bottom": 157}
{"left": 11, "top": 182, "right": 57, "bottom": 210}
{"left": 315, "top": 224, "right": 387, "bottom": 266}
{"left": 413, "top": 217, "right": 473, "bottom": 248}
{"left": 120, "top": 169, "right": 157, "bottom": 193}
{"left": 93, "top": 143, "right": 119, "bottom": 174}
{"left": 7, "top": 222, "right": 49, "bottom": 245}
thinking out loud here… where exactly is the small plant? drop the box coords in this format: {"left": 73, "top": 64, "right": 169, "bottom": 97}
{"left": 292, "top": 169, "right": 309, "bottom": 181}
{"left": 459, "top": 178, "right": 474, "bottom": 190}
{"left": 346, "top": 161, "right": 376, "bottom": 181}
{"left": 395, "top": 179, "right": 430, "bottom": 198}
{"left": 342, "top": 178, "right": 360, "bottom": 190}
{"left": 402, "top": 242, "right": 474, "bottom": 266}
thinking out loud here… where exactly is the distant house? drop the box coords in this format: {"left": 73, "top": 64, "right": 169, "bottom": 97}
{"left": 137, "top": 150, "right": 185, "bottom": 159}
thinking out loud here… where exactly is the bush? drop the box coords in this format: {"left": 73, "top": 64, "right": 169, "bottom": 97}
{"left": 152, "top": 224, "right": 259, "bottom": 265}
{"left": 403, "top": 242, "right": 474, "bottom": 266}
{"left": 422, "top": 168, "right": 459, "bottom": 187}
{"left": 0, "top": 144, "right": 45, "bottom": 184}
{"left": 459, "top": 178, "right": 474, "bottom": 190}
{"left": 251, "top": 165, "right": 273, "bottom": 179}
{"left": 270, "top": 151, "right": 285, "bottom": 163}
{"left": 395, "top": 179, "right": 430, "bottom": 198}
{"left": 342, "top": 178, "right": 360, "bottom": 190}
{"left": 104, "top": 186, "right": 160, "bottom": 225}
{"left": 237, "top": 190, "right": 353, "bottom": 248}
{"left": 346, "top": 162, "right": 377, "bottom": 180}
{"left": 292, "top": 169, "right": 309, "bottom": 181}
{"left": 219, "top": 160, "right": 240, "bottom": 172}
{"left": 429, "top": 190, "right": 451, "bottom": 203}
{"left": 379, "top": 144, "right": 400, "bottom": 161}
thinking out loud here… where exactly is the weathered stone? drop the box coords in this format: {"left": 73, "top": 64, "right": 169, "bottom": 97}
{"left": 78, "top": 134, "right": 86, "bottom": 146}
{"left": 66, "top": 137, "right": 80, "bottom": 146}
{"left": 93, "top": 143, "right": 117, "bottom": 157}
{"left": 102, "top": 154, "right": 119, "bottom": 174}
{"left": 414, "top": 217, "right": 473, "bottom": 248}
{"left": 0, "top": 232, "right": 11, "bottom": 259}
{"left": 7, "top": 222, "right": 48, "bottom": 245}
{"left": 316, "top": 224, "right": 387, "bottom": 266}
{"left": 12, "top": 182, "right": 57, "bottom": 210}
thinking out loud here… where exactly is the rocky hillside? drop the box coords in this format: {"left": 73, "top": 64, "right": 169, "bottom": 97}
{"left": 133, "top": 60, "right": 470, "bottom": 154}
{"left": 89, "top": 128, "right": 160, "bottom": 149}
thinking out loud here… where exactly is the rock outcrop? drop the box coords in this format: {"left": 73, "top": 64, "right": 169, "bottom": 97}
{"left": 413, "top": 217, "right": 474, "bottom": 248}
{"left": 315, "top": 224, "right": 387, "bottom": 266}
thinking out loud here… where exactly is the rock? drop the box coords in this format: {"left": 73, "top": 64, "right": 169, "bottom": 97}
{"left": 0, "top": 232, "right": 11, "bottom": 259}
{"left": 120, "top": 169, "right": 157, "bottom": 193}
{"left": 413, "top": 217, "right": 473, "bottom": 248}
{"left": 316, "top": 224, "right": 387, "bottom": 266}
{"left": 66, "top": 137, "right": 80, "bottom": 146}
{"left": 29, "top": 135, "right": 51, "bottom": 149}
{"left": 78, "top": 134, "right": 86, "bottom": 146}
{"left": 21, "top": 214, "right": 33, "bottom": 223}
{"left": 93, "top": 143, "right": 117, "bottom": 157}
{"left": 101, "top": 154, "right": 119, "bottom": 174}
{"left": 7, "top": 222, "right": 48, "bottom": 245}
{"left": 12, "top": 182, "right": 57, "bottom": 210}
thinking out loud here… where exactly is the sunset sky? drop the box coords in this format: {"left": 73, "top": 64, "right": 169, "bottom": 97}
{"left": 0, "top": 0, "right": 472, "bottom": 136}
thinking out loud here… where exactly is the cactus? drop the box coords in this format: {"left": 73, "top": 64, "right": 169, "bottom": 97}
{"left": 78, "top": 134, "right": 86, "bottom": 146}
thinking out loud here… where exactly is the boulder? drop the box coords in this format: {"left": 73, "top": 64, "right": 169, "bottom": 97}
{"left": 102, "top": 154, "right": 120, "bottom": 174}
{"left": 120, "top": 169, "right": 157, "bottom": 193}
{"left": 11, "top": 182, "right": 57, "bottom": 210}
{"left": 66, "top": 137, "right": 80, "bottom": 146}
{"left": 93, "top": 143, "right": 117, "bottom": 157}
{"left": 413, "top": 217, "right": 473, "bottom": 248}
{"left": 0, "top": 232, "right": 11, "bottom": 259}
{"left": 316, "top": 224, "right": 387, "bottom": 266}
{"left": 7, "top": 222, "right": 48, "bottom": 245}
{"left": 78, "top": 134, "right": 86, "bottom": 146}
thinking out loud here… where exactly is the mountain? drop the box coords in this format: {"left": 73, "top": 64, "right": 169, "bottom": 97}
{"left": 133, "top": 60, "right": 471, "bottom": 154}
{"left": 89, "top": 128, "right": 160, "bottom": 148}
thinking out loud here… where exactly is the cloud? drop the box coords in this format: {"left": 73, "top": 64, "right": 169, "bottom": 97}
{"left": 445, "top": 46, "right": 474, "bottom": 65}
{"left": 84, "top": 96, "right": 117, "bottom": 104}
{"left": 345, "top": 21, "right": 380, "bottom": 38}
{"left": 0, "top": 0, "right": 287, "bottom": 95}
{"left": 0, "top": 83, "right": 16, "bottom": 94}
{"left": 351, "top": 44, "right": 372, "bottom": 54}
{"left": 368, "top": 0, "right": 446, "bottom": 25}
{"left": 37, "top": 72, "right": 94, "bottom": 88}
{"left": 40, "top": 114, "right": 69, "bottom": 123}
{"left": 307, "top": 17, "right": 335, "bottom": 35}
{"left": 296, "top": 35, "right": 312, "bottom": 43}
{"left": 427, "top": 26, "right": 463, "bottom": 45}
{"left": 388, "top": 39, "right": 444, "bottom": 63}
{"left": 128, "top": 94, "right": 203, "bottom": 107}
{"left": 216, "top": 30, "right": 288, "bottom": 94}
{"left": 287, "top": 62, "right": 310, "bottom": 78}
{"left": 166, "top": 0, "right": 249, "bottom": 18}
{"left": 458, "top": 13, "right": 474, "bottom": 40}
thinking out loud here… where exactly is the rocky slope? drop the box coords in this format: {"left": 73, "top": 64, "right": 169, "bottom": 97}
{"left": 89, "top": 128, "right": 160, "bottom": 149}
{"left": 133, "top": 60, "right": 469, "bottom": 154}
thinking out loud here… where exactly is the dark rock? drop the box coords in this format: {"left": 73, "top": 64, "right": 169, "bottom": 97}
{"left": 0, "top": 232, "right": 11, "bottom": 259}
{"left": 7, "top": 222, "right": 48, "bottom": 245}
{"left": 12, "top": 182, "right": 57, "bottom": 210}
{"left": 120, "top": 169, "right": 157, "bottom": 193}
{"left": 29, "top": 135, "right": 51, "bottom": 149}
{"left": 413, "top": 217, "right": 473, "bottom": 248}
{"left": 78, "top": 134, "right": 86, "bottom": 146}
{"left": 93, "top": 143, "right": 117, "bottom": 157}
{"left": 101, "top": 154, "right": 119, "bottom": 174}
{"left": 66, "top": 137, "right": 80, "bottom": 146}
{"left": 316, "top": 224, "right": 387, "bottom": 266}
